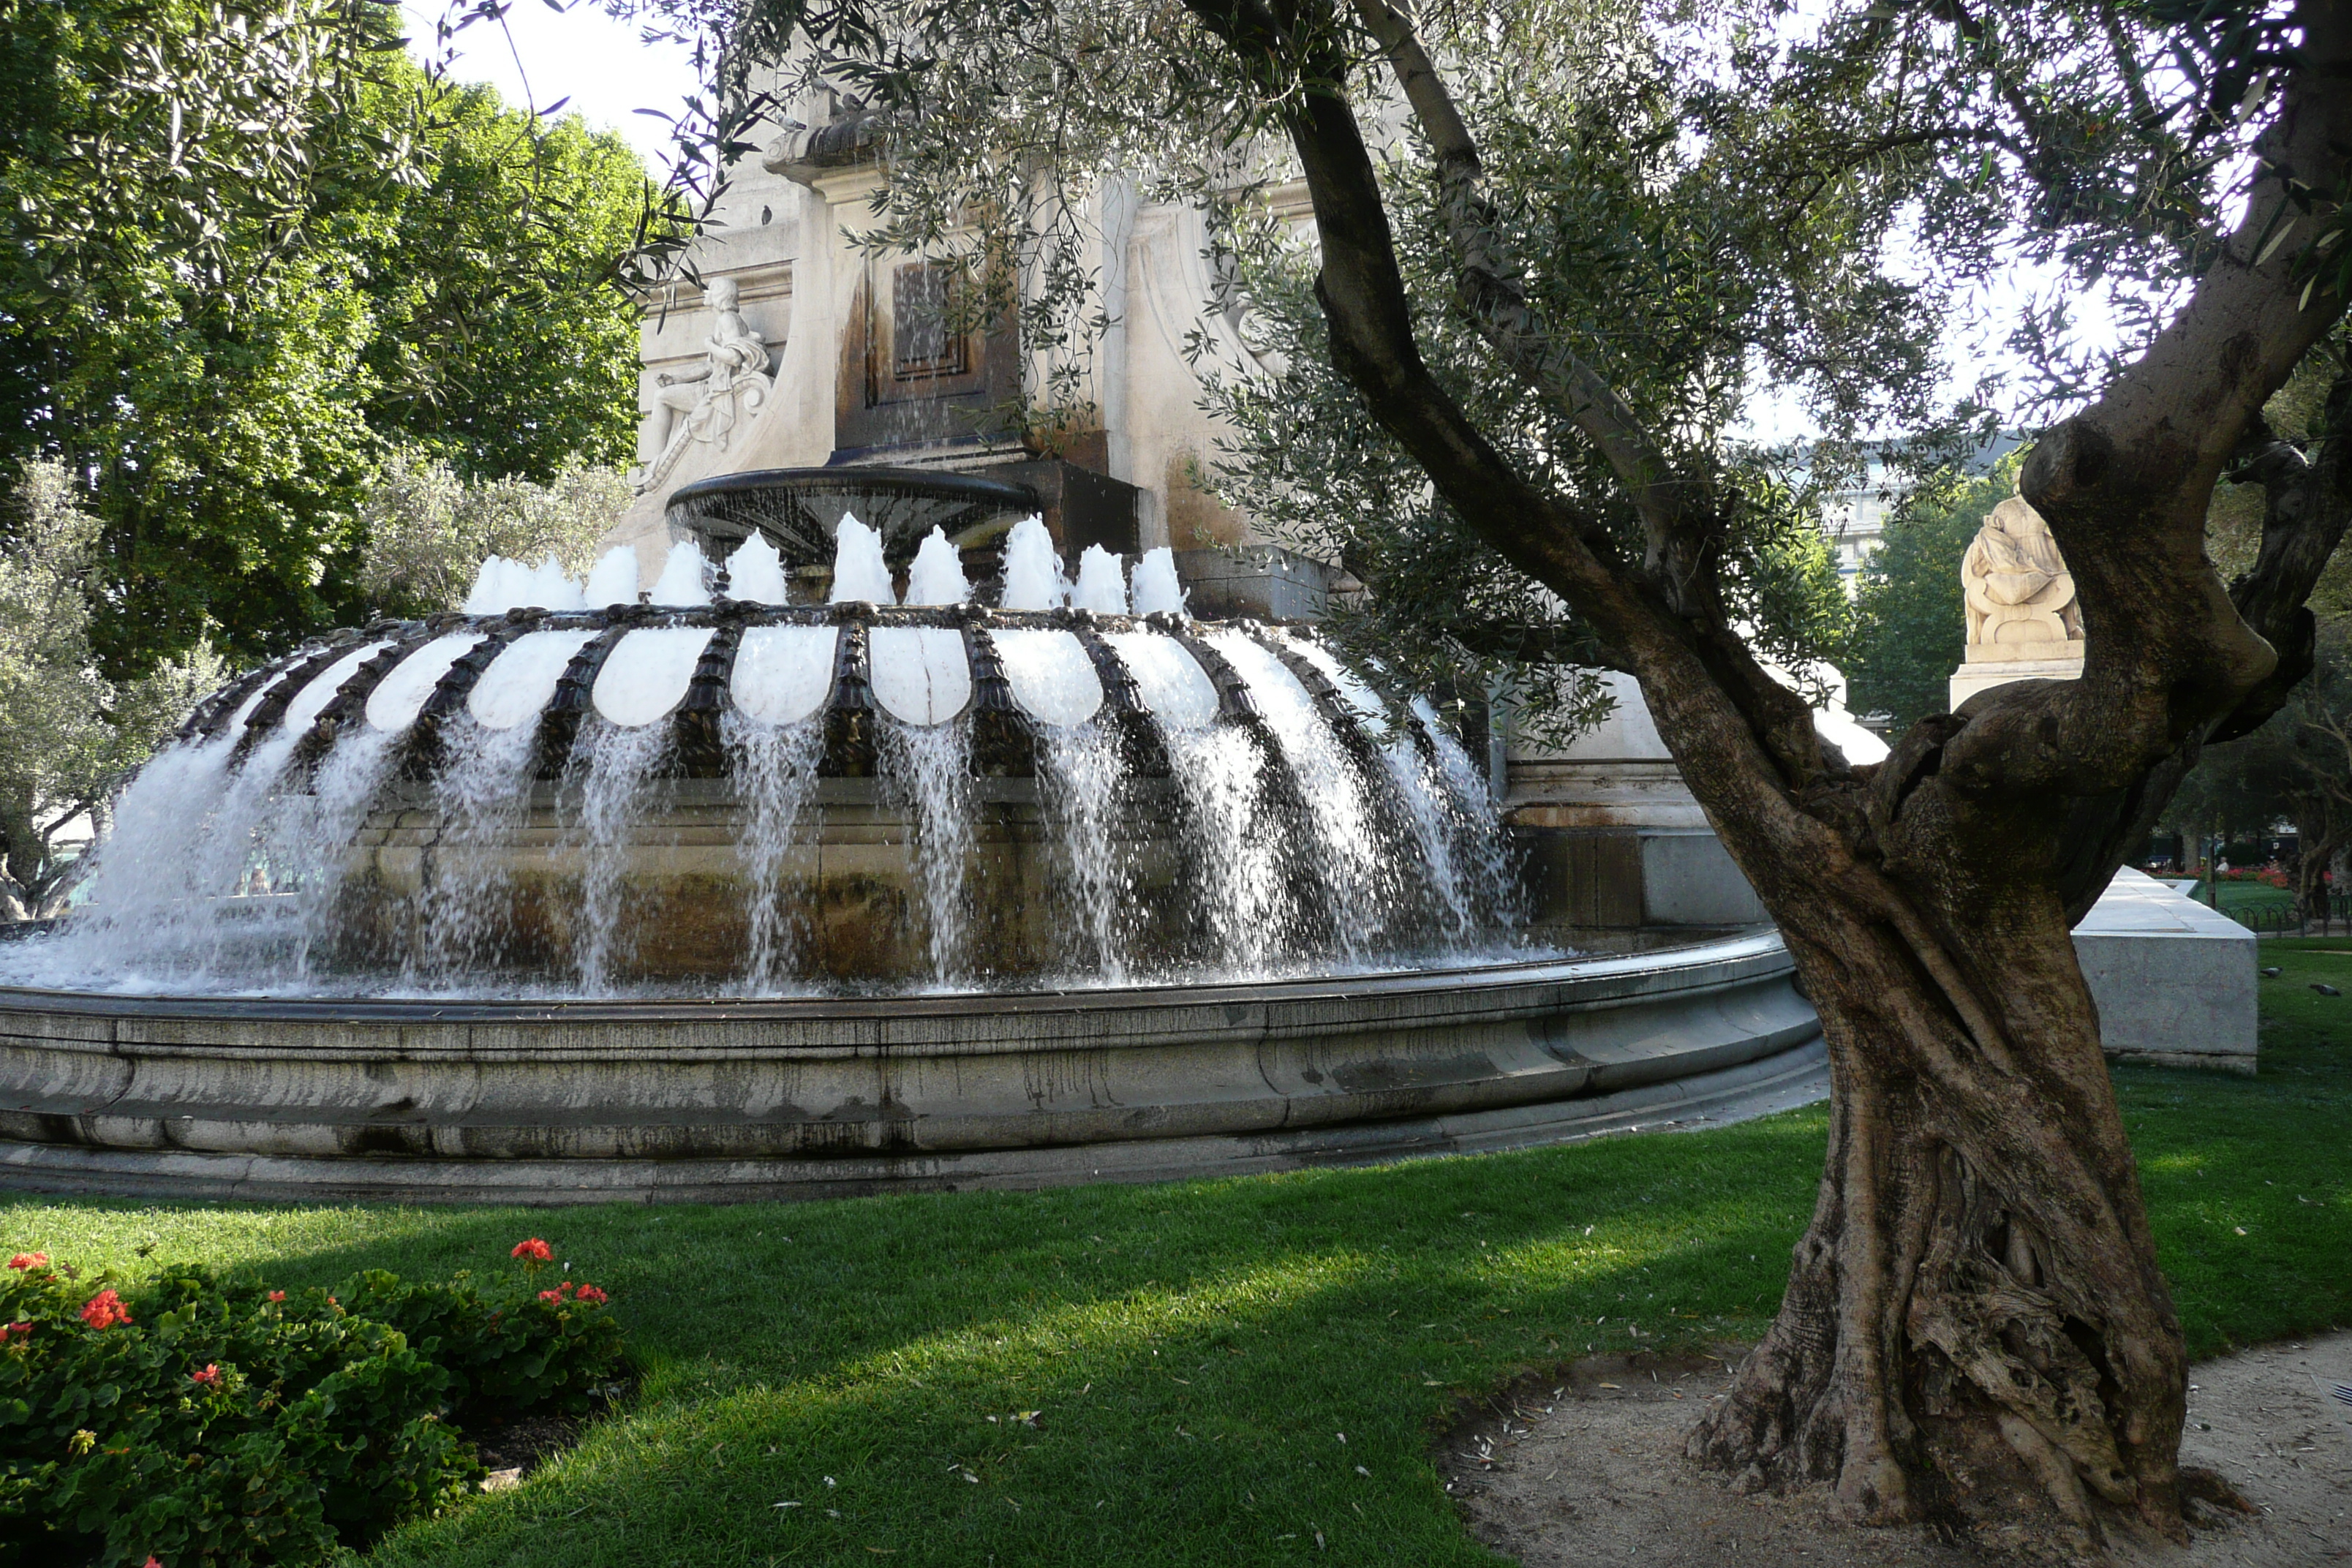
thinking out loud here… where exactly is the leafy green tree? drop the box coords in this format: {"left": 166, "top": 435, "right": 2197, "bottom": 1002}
{"left": 0, "top": 0, "right": 653, "bottom": 679}
{"left": 702, "top": 0, "right": 2352, "bottom": 1542}
{"left": 1846, "top": 468, "right": 2013, "bottom": 730}
{"left": 350, "top": 72, "right": 654, "bottom": 480}
{"left": 354, "top": 448, "right": 630, "bottom": 616}
{"left": 0, "top": 462, "right": 224, "bottom": 917}
{"left": 1, "top": 0, "right": 399, "bottom": 675}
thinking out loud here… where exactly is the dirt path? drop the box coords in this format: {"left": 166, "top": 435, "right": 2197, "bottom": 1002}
{"left": 1446, "top": 1332, "right": 2351, "bottom": 1567}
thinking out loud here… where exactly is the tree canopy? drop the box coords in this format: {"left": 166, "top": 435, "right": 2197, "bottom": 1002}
{"left": 0, "top": 0, "right": 656, "bottom": 679}
{"left": 0, "top": 461, "right": 222, "bottom": 917}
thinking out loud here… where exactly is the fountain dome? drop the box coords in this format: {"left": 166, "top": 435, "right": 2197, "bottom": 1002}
{"left": 0, "top": 488, "right": 1823, "bottom": 1202}
{"left": 20, "top": 501, "right": 1530, "bottom": 995}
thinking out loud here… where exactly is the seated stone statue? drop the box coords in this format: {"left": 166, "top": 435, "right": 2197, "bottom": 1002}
{"left": 1962, "top": 495, "right": 2084, "bottom": 658}
{"left": 636, "top": 276, "right": 773, "bottom": 489}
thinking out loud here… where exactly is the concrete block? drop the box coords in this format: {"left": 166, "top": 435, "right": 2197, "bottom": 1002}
{"left": 1639, "top": 832, "right": 1767, "bottom": 927}
{"left": 1172, "top": 546, "right": 1341, "bottom": 621}
{"left": 2073, "top": 869, "right": 2258, "bottom": 1072}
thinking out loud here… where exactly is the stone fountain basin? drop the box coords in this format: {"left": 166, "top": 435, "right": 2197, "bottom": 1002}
{"left": 0, "top": 930, "right": 1822, "bottom": 1203}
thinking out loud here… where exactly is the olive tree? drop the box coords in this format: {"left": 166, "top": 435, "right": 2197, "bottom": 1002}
{"left": 641, "top": 0, "right": 2348, "bottom": 1546}
{"left": 353, "top": 449, "right": 632, "bottom": 617}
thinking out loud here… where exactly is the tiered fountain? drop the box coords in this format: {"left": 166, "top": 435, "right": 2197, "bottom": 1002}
{"left": 0, "top": 475, "right": 1820, "bottom": 1202}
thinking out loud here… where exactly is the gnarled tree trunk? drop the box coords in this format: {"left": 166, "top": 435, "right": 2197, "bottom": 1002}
{"left": 1165, "top": 0, "right": 2352, "bottom": 1551}
{"left": 1687, "top": 848, "right": 2187, "bottom": 1548}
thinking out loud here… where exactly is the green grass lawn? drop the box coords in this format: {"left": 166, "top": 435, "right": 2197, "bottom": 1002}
{"left": 6, "top": 951, "right": 2348, "bottom": 1567}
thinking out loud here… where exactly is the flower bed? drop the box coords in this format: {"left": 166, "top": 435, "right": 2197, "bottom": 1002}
{"left": 0, "top": 1240, "right": 625, "bottom": 1567}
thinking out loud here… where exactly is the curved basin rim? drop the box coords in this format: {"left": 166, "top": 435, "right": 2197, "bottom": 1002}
{"left": 0, "top": 930, "right": 1784, "bottom": 1026}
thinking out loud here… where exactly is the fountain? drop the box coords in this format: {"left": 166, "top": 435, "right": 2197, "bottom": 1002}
{"left": 0, "top": 478, "right": 1822, "bottom": 1202}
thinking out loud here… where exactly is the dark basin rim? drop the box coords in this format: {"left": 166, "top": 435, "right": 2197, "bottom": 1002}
{"left": 666, "top": 466, "right": 1043, "bottom": 511}
{"left": 0, "top": 930, "right": 1783, "bottom": 1026}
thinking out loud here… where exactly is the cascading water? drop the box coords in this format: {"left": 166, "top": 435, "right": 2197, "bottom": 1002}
{"left": 1030, "top": 718, "right": 1131, "bottom": 979}
{"left": 4, "top": 515, "right": 1531, "bottom": 998}
{"left": 407, "top": 715, "right": 543, "bottom": 980}
{"left": 1409, "top": 694, "right": 1521, "bottom": 929}
{"left": 723, "top": 712, "right": 823, "bottom": 992}
{"left": 1202, "top": 628, "right": 1402, "bottom": 961}
{"left": 260, "top": 722, "right": 398, "bottom": 979}
{"left": 569, "top": 719, "right": 671, "bottom": 995}
{"left": 878, "top": 717, "right": 976, "bottom": 987}
{"left": 1270, "top": 630, "right": 1514, "bottom": 942}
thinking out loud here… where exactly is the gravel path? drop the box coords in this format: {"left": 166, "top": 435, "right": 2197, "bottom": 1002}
{"left": 1445, "top": 1332, "right": 2351, "bottom": 1567}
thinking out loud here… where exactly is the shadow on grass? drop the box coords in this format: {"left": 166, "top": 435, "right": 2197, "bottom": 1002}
{"left": 4, "top": 981, "right": 2346, "bottom": 1567}
{"left": 6, "top": 1113, "right": 1828, "bottom": 1567}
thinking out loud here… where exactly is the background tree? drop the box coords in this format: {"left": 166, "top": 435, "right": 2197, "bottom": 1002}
{"left": 0, "top": 462, "right": 223, "bottom": 917}
{"left": 354, "top": 449, "right": 630, "bottom": 617}
{"left": 1845, "top": 467, "right": 2014, "bottom": 731}
{"left": 2163, "top": 621, "right": 2352, "bottom": 913}
{"left": 0, "top": 0, "right": 655, "bottom": 679}
{"left": 683, "top": 0, "right": 2352, "bottom": 1547}
{"left": 350, "top": 75, "right": 653, "bottom": 480}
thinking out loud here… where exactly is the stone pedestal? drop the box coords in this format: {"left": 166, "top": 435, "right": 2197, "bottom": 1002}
{"left": 1504, "top": 673, "right": 1769, "bottom": 931}
{"left": 2073, "top": 868, "right": 2258, "bottom": 1072}
{"left": 1949, "top": 652, "right": 2082, "bottom": 709}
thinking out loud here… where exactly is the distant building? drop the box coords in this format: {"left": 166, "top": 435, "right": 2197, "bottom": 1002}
{"left": 1814, "top": 431, "right": 2023, "bottom": 591}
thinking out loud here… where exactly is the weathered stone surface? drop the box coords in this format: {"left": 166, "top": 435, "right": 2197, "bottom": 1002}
{"left": 0, "top": 931, "right": 1822, "bottom": 1201}
{"left": 2072, "top": 869, "right": 2258, "bottom": 1072}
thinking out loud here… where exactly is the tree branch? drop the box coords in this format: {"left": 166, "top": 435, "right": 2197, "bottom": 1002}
{"left": 2209, "top": 358, "right": 2352, "bottom": 739}
{"left": 1301, "top": 0, "right": 1839, "bottom": 788}
{"left": 1940, "top": 0, "right": 2352, "bottom": 813}
{"left": 1345, "top": 0, "right": 1701, "bottom": 577}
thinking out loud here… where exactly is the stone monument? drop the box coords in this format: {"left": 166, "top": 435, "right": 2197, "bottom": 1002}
{"left": 1948, "top": 491, "right": 2085, "bottom": 707}
{"left": 631, "top": 275, "right": 775, "bottom": 494}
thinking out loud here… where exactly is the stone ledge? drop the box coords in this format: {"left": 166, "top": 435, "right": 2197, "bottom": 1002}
{"left": 0, "top": 934, "right": 1823, "bottom": 1186}
{"left": 2104, "top": 1048, "right": 2258, "bottom": 1076}
{"left": 0, "top": 1039, "right": 1827, "bottom": 1205}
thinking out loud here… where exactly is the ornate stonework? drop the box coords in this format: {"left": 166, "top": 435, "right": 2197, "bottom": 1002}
{"left": 1950, "top": 492, "right": 2085, "bottom": 707}
{"left": 630, "top": 276, "right": 775, "bottom": 494}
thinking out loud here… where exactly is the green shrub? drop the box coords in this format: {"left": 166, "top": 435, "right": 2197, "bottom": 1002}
{"left": 0, "top": 1239, "right": 625, "bottom": 1567}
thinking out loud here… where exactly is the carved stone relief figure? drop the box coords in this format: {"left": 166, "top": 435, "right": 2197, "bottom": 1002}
{"left": 1961, "top": 494, "right": 2084, "bottom": 658}
{"left": 633, "top": 276, "right": 775, "bottom": 491}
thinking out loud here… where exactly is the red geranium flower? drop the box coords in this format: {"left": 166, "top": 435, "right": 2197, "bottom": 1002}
{"left": 510, "top": 1238, "right": 554, "bottom": 1263}
{"left": 0, "top": 1322, "right": 28, "bottom": 1342}
{"left": 573, "top": 1284, "right": 609, "bottom": 1305}
{"left": 6, "top": 1253, "right": 47, "bottom": 1270}
{"left": 538, "top": 1288, "right": 563, "bottom": 1303}
{"left": 143, "top": 1557, "right": 162, "bottom": 1568}
{"left": 267, "top": 1291, "right": 285, "bottom": 1303}
{"left": 190, "top": 1365, "right": 221, "bottom": 1387}
{"left": 80, "top": 1289, "right": 132, "bottom": 1330}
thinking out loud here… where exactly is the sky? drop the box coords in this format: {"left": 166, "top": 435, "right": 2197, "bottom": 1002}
{"left": 400, "top": 1, "right": 707, "bottom": 168}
